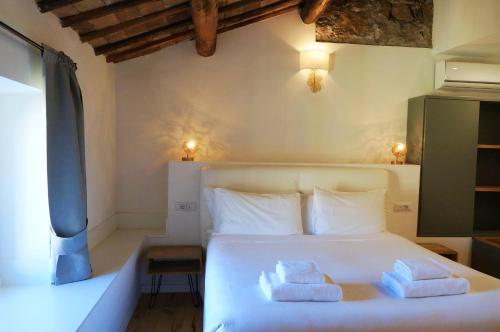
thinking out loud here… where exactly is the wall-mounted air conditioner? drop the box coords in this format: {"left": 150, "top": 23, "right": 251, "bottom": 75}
{"left": 435, "top": 61, "right": 500, "bottom": 90}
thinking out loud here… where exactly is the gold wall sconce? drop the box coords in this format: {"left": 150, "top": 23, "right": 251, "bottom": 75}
{"left": 182, "top": 139, "right": 197, "bottom": 161}
{"left": 391, "top": 143, "right": 407, "bottom": 165}
{"left": 300, "top": 49, "right": 331, "bottom": 93}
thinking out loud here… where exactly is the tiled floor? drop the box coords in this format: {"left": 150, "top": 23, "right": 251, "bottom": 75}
{"left": 126, "top": 293, "right": 203, "bottom": 332}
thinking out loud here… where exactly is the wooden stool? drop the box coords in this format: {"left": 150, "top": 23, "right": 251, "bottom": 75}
{"left": 147, "top": 245, "right": 203, "bottom": 308}
{"left": 417, "top": 242, "right": 458, "bottom": 262}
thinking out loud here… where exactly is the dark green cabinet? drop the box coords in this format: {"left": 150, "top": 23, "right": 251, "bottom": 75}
{"left": 407, "top": 96, "right": 500, "bottom": 237}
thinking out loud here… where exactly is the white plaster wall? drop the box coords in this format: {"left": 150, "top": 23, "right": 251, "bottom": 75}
{"left": 0, "top": 0, "right": 117, "bottom": 234}
{"left": 115, "top": 11, "right": 435, "bottom": 228}
{"left": 433, "top": 0, "right": 500, "bottom": 55}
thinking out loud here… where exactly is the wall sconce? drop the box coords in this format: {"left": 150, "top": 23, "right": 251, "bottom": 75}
{"left": 182, "top": 139, "right": 197, "bottom": 161}
{"left": 300, "top": 49, "right": 330, "bottom": 93}
{"left": 391, "top": 143, "right": 407, "bottom": 165}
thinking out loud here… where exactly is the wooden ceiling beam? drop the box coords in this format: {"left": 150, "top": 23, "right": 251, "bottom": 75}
{"left": 96, "top": 0, "right": 266, "bottom": 56}
{"left": 94, "top": 17, "right": 192, "bottom": 56}
{"left": 219, "top": 3, "right": 298, "bottom": 33}
{"left": 37, "top": 0, "right": 83, "bottom": 13}
{"left": 60, "top": 0, "right": 159, "bottom": 27}
{"left": 219, "top": 0, "right": 299, "bottom": 30}
{"left": 79, "top": 3, "right": 190, "bottom": 42}
{"left": 190, "top": 0, "right": 218, "bottom": 57}
{"left": 300, "top": 0, "right": 332, "bottom": 24}
{"left": 106, "top": 0, "right": 299, "bottom": 63}
{"left": 107, "top": 30, "right": 196, "bottom": 63}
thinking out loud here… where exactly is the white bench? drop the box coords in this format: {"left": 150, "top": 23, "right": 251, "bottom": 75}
{"left": 0, "top": 228, "right": 162, "bottom": 332}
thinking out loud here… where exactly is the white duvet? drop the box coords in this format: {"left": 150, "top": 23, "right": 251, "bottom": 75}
{"left": 203, "top": 233, "right": 500, "bottom": 332}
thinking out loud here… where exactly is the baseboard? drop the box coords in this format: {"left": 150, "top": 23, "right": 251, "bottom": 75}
{"left": 87, "top": 215, "right": 118, "bottom": 250}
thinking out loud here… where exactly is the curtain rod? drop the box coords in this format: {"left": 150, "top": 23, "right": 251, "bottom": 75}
{"left": 0, "top": 21, "right": 44, "bottom": 52}
{"left": 0, "top": 20, "right": 78, "bottom": 70}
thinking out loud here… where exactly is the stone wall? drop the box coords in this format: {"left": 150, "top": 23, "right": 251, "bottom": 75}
{"left": 316, "top": 0, "right": 433, "bottom": 48}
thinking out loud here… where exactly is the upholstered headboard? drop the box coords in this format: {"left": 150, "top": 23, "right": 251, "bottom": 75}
{"left": 199, "top": 164, "right": 389, "bottom": 247}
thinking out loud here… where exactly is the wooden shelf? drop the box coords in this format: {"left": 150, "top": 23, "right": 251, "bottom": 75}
{"left": 477, "top": 144, "right": 500, "bottom": 149}
{"left": 417, "top": 242, "right": 458, "bottom": 261}
{"left": 473, "top": 237, "right": 500, "bottom": 248}
{"left": 475, "top": 186, "right": 500, "bottom": 192}
{"left": 146, "top": 245, "right": 203, "bottom": 275}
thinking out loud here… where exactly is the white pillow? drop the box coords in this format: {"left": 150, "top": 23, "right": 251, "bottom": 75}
{"left": 312, "top": 187, "right": 386, "bottom": 235}
{"left": 300, "top": 193, "right": 315, "bottom": 234}
{"left": 203, "top": 188, "right": 218, "bottom": 230}
{"left": 206, "top": 188, "right": 303, "bottom": 235}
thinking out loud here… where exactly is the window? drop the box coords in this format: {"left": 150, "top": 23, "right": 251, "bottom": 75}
{"left": 0, "top": 75, "right": 50, "bottom": 285}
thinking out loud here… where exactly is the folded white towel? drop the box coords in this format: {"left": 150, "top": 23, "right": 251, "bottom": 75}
{"left": 394, "top": 258, "right": 451, "bottom": 281}
{"left": 381, "top": 272, "right": 469, "bottom": 298}
{"left": 259, "top": 272, "right": 342, "bottom": 302}
{"left": 276, "top": 260, "right": 324, "bottom": 284}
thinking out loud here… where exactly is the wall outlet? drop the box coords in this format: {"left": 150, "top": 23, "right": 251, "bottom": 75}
{"left": 175, "top": 201, "right": 198, "bottom": 212}
{"left": 393, "top": 202, "right": 412, "bottom": 212}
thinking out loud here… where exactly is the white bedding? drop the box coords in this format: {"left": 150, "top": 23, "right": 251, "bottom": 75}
{"left": 203, "top": 233, "right": 500, "bottom": 332}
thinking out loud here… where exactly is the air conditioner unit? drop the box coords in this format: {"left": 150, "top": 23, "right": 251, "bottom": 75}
{"left": 435, "top": 61, "right": 500, "bottom": 90}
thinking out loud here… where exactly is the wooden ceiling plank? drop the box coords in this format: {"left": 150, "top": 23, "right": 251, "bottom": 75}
{"left": 60, "top": 0, "right": 159, "bottom": 27}
{"left": 300, "top": 0, "right": 332, "bottom": 24}
{"left": 107, "top": 0, "right": 298, "bottom": 63}
{"left": 190, "top": 0, "right": 218, "bottom": 56}
{"left": 80, "top": 3, "right": 190, "bottom": 42}
{"left": 95, "top": 0, "right": 265, "bottom": 55}
{"left": 219, "top": 0, "right": 298, "bottom": 29}
{"left": 107, "top": 30, "right": 196, "bottom": 62}
{"left": 94, "top": 17, "right": 192, "bottom": 55}
{"left": 37, "top": 0, "right": 83, "bottom": 13}
{"left": 219, "top": 3, "right": 297, "bottom": 33}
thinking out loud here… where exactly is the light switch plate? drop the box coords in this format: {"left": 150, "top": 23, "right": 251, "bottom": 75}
{"left": 175, "top": 201, "right": 198, "bottom": 212}
{"left": 393, "top": 202, "right": 412, "bottom": 212}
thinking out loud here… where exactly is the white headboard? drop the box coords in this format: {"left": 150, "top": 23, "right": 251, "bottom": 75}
{"left": 199, "top": 164, "right": 389, "bottom": 247}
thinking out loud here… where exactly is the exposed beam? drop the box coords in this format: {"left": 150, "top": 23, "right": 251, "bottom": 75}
{"left": 300, "top": 0, "right": 332, "bottom": 24}
{"left": 80, "top": 3, "right": 190, "bottom": 42}
{"left": 107, "top": 30, "right": 196, "bottom": 63}
{"left": 37, "top": 0, "right": 83, "bottom": 13}
{"left": 218, "top": 0, "right": 299, "bottom": 30}
{"left": 219, "top": 3, "right": 297, "bottom": 33}
{"left": 96, "top": 0, "right": 267, "bottom": 56}
{"left": 190, "top": 0, "right": 218, "bottom": 57}
{"left": 94, "top": 17, "right": 192, "bottom": 56}
{"left": 60, "top": 0, "right": 158, "bottom": 27}
{"left": 106, "top": 0, "right": 299, "bottom": 63}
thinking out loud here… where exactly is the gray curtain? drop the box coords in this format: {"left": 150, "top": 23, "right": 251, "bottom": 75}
{"left": 43, "top": 45, "right": 91, "bottom": 285}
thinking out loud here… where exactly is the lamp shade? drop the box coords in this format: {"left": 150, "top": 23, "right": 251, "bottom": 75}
{"left": 300, "top": 49, "right": 329, "bottom": 71}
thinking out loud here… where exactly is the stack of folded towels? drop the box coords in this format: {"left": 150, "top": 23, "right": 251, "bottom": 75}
{"left": 259, "top": 260, "right": 343, "bottom": 302}
{"left": 381, "top": 258, "right": 470, "bottom": 298}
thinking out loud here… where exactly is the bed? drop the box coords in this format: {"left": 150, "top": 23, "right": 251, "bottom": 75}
{"left": 200, "top": 165, "right": 500, "bottom": 332}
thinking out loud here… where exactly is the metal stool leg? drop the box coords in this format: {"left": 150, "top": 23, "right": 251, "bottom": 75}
{"left": 195, "top": 274, "right": 201, "bottom": 307}
{"left": 148, "top": 275, "right": 156, "bottom": 308}
{"left": 187, "top": 275, "right": 196, "bottom": 305}
{"left": 148, "top": 274, "right": 163, "bottom": 309}
{"left": 187, "top": 274, "right": 201, "bottom": 307}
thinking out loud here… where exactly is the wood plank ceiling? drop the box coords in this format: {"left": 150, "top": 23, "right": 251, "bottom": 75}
{"left": 35, "top": 0, "right": 331, "bottom": 63}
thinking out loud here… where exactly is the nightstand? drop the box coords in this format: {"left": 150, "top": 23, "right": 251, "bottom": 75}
{"left": 147, "top": 245, "right": 203, "bottom": 308}
{"left": 417, "top": 242, "right": 458, "bottom": 262}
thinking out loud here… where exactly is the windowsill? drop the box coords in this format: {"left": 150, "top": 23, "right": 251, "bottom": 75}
{"left": 0, "top": 228, "right": 163, "bottom": 332}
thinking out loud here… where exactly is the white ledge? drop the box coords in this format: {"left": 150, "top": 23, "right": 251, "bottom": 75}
{"left": 0, "top": 228, "right": 162, "bottom": 332}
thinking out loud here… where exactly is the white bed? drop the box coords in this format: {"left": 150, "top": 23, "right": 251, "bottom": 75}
{"left": 200, "top": 165, "right": 500, "bottom": 331}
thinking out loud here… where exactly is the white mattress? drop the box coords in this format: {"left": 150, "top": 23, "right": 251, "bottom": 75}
{"left": 203, "top": 233, "right": 500, "bottom": 332}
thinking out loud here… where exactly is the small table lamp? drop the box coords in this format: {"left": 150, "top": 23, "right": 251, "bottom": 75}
{"left": 182, "top": 139, "right": 197, "bottom": 161}
{"left": 391, "top": 143, "right": 407, "bottom": 165}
